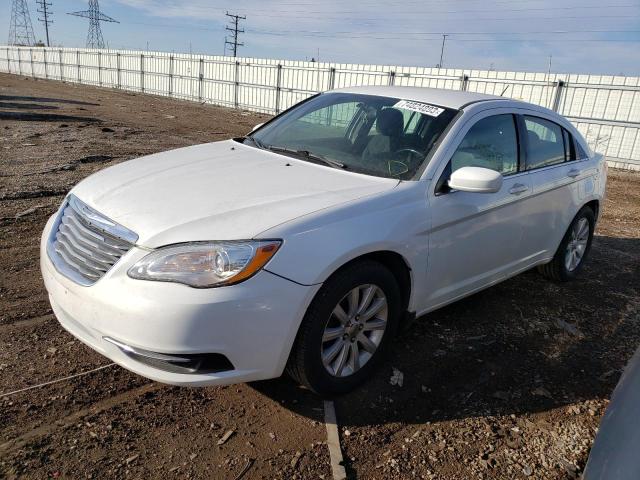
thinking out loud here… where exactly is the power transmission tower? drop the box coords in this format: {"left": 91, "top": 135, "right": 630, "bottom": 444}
{"left": 68, "top": 0, "right": 119, "bottom": 49}
{"left": 36, "top": 0, "right": 53, "bottom": 47}
{"left": 225, "top": 12, "right": 245, "bottom": 57}
{"left": 8, "top": 0, "right": 36, "bottom": 46}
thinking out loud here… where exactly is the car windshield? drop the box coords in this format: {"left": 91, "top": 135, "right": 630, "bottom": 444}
{"left": 242, "top": 92, "right": 458, "bottom": 180}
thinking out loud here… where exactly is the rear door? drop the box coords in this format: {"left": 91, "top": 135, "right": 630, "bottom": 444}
{"left": 517, "top": 114, "right": 595, "bottom": 261}
{"left": 423, "top": 109, "right": 534, "bottom": 310}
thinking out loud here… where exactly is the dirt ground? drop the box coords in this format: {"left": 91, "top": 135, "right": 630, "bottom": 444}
{"left": 1, "top": 73, "right": 639, "bottom": 480}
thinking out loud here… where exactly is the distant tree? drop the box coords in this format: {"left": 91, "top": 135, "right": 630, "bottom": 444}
{"left": 34, "top": 40, "right": 45, "bottom": 47}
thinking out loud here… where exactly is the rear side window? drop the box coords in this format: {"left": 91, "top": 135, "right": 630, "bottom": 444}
{"left": 450, "top": 114, "right": 518, "bottom": 175}
{"left": 575, "top": 140, "right": 589, "bottom": 159}
{"left": 523, "top": 116, "right": 565, "bottom": 170}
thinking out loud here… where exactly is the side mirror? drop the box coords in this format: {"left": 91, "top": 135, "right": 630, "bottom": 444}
{"left": 448, "top": 166, "right": 503, "bottom": 193}
{"left": 251, "top": 123, "right": 264, "bottom": 132}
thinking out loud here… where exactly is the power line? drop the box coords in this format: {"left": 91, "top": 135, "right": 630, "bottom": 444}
{"left": 225, "top": 12, "right": 245, "bottom": 57}
{"left": 245, "top": 28, "right": 640, "bottom": 39}
{"left": 122, "top": 15, "right": 640, "bottom": 33}
{"left": 68, "top": 0, "right": 119, "bottom": 49}
{"left": 176, "top": 4, "right": 639, "bottom": 19}
{"left": 8, "top": 0, "right": 36, "bottom": 46}
{"left": 36, "top": 0, "right": 53, "bottom": 47}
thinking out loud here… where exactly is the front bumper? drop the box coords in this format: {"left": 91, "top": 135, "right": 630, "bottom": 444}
{"left": 40, "top": 215, "right": 321, "bottom": 387}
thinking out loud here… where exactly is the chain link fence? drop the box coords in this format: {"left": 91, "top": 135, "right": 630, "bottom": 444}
{"left": 2, "top": 46, "right": 639, "bottom": 168}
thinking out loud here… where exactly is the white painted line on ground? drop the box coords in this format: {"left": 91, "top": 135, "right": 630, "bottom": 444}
{"left": 324, "top": 400, "right": 347, "bottom": 480}
{"left": 0, "top": 363, "right": 116, "bottom": 398}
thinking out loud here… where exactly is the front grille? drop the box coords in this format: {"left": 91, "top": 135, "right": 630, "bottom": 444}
{"left": 47, "top": 195, "right": 138, "bottom": 286}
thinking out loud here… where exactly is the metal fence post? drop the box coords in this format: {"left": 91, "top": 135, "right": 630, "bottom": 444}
{"left": 328, "top": 67, "right": 336, "bottom": 90}
{"left": 77, "top": 50, "right": 81, "bottom": 83}
{"left": 30, "top": 48, "right": 35, "bottom": 78}
{"left": 274, "top": 63, "right": 282, "bottom": 114}
{"left": 43, "top": 48, "right": 48, "bottom": 79}
{"left": 551, "top": 80, "right": 565, "bottom": 112}
{"left": 116, "top": 52, "right": 121, "bottom": 88}
{"left": 140, "top": 54, "right": 145, "bottom": 93}
{"left": 460, "top": 74, "right": 469, "bottom": 91}
{"left": 17, "top": 48, "right": 22, "bottom": 75}
{"left": 59, "top": 49, "right": 64, "bottom": 81}
{"left": 388, "top": 70, "right": 396, "bottom": 86}
{"left": 7, "top": 47, "right": 11, "bottom": 73}
{"left": 168, "top": 55, "right": 173, "bottom": 97}
{"left": 98, "top": 51, "right": 102, "bottom": 86}
{"left": 198, "top": 58, "right": 204, "bottom": 102}
{"left": 234, "top": 60, "right": 240, "bottom": 109}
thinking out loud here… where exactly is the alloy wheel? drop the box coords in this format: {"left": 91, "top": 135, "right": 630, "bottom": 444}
{"left": 565, "top": 217, "right": 590, "bottom": 272}
{"left": 321, "top": 284, "right": 388, "bottom": 377}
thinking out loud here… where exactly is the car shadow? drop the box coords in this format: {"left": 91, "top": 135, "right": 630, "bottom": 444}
{"left": 249, "top": 235, "right": 640, "bottom": 427}
{"left": 0, "top": 101, "right": 59, "bottom": 110}
{"left": 0, "top": 94, "right": 99, "bottom": 106}
{"left": 0, "top": 111, "right": 100, "bottom": 122}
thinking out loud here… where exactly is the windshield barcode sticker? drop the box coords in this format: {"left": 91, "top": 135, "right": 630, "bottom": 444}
{"left": 394, "top": 100, "right": 445, "bottom": 117}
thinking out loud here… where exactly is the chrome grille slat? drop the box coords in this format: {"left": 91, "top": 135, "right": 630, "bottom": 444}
{"left": 57, "top": 225, "right": 119, "bottom": 263}
{"left": 47, "top": 195, "right": 138, "bottom": 286}
{"left": 62, "top": 213, "right": 130, "bottom": 253}
{"left": 66, "top": 209, "right": 132, "bottom": 250}
{"left": 55, "top": 236, "right": 111, "bottom": 272}
{"left": 54, "top": 243, "right": 103, "bottom": 278}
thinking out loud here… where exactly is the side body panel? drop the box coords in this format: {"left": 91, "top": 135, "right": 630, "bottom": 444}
{"left": 515, "top": 108, "right": 604, "bottom": 262}
{"left": 423, "top": 107, "right": 536, "bottom": 310}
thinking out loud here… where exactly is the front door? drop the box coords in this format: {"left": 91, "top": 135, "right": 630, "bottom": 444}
{"left": 421, "top": 111, "right": 533, "bottom": 311}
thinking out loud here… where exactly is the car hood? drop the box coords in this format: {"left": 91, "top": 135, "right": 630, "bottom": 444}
{"left": 71, "top": 140, "right": 398, "bottom": 247}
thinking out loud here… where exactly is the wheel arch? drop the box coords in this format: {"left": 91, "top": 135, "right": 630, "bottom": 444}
{"left": 549, "top": 198, "right": 600, "bottom": 257}
{"left": 584, "top": 199, "right": 600, "bottom": 220}
{"left": 323, "top": 250, "right": 413, "bottom": 317}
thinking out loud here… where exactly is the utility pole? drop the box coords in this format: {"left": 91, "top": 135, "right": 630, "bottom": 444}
{"left": 224, "top": 12, "right": 245, "bottom": 57}
{"left": 36, "top": 0, "right": 53, "bottom": 47}
{"left": 8, "top": 0, "right": 36, "bottom": 46}
{"left": 438, "top": 34, "right": 448, "bottom": 69}
{"left": 68, "top": 0, "right": 119, "bottom": 49}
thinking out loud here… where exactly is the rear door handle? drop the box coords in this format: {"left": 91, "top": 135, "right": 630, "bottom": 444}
{"left": 509, "top": 183, "right": 528, "bottom": 195}
{"left": 567, "top": 168, "right": 581, "bottom": 178}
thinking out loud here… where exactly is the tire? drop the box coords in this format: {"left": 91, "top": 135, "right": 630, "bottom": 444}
{"left": 538, "top": 206, "right": 595, "bottom": 282}
{"left": 286, "top": 260, "right": 402, "bottom": 396}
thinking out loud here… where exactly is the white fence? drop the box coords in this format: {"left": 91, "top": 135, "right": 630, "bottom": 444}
{"left": 2, "top": 46, "right": 639, "bottom": 167}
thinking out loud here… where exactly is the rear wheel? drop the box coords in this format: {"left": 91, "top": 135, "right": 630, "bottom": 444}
{"left": 538, "top": 206, "right": 595, "bottom": 282}
{"left": 287, "top": 260, "right": 401, "bottom": 395}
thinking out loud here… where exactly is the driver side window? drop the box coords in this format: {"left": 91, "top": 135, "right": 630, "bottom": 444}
{"left": 451, "top": 114, "right": 518, "bottom": 175}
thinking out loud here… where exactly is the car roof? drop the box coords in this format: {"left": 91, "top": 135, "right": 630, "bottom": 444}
{"left": 331, "top": 85, "right": 510, "bottom": 110}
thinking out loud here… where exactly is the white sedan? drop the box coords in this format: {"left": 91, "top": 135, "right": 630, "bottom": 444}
{"left": 41, "top": 86, "right": 606, "bottom": 395}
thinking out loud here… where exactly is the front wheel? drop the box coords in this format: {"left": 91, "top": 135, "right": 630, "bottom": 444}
{"left": 286, "top": 260, "right": 402, "bottom": 395}
{"left": 538, "top": 206, "right": 595, "bottom": 282}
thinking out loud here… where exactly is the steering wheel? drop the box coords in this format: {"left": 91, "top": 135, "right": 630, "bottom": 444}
{"left": 395, "top": 148, "right": 426, "bottom": 161}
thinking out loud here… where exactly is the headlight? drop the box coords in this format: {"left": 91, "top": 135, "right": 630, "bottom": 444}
{"left": 127, "top": 240, "right": 281, "bottom": 287}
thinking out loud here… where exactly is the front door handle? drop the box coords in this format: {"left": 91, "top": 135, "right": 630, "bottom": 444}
{"left": 509, "top": 183, "right": 528, "bottom": 195}
{"left": 567, "top": 168, "right": 580, "bottom": 178}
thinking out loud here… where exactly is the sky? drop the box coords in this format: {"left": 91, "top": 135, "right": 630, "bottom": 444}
{"left": 2, "top": 0, "right": 640, "bottom": 75}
